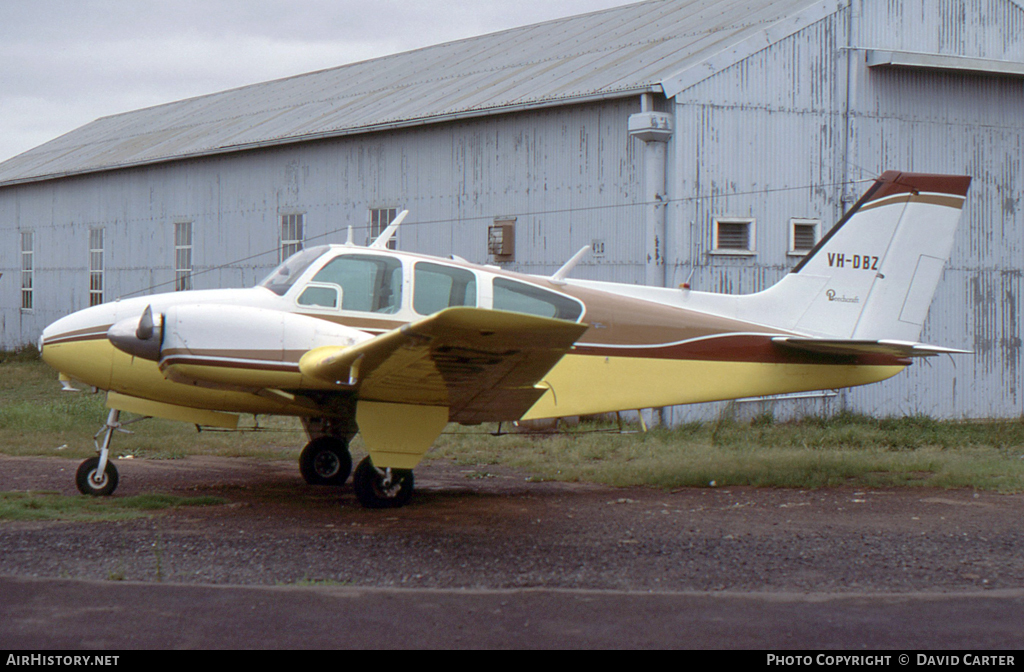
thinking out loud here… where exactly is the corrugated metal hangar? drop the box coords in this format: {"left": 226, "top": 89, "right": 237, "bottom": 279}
{"left": 2, "top": 0, "right": 1023, "bottom": 421}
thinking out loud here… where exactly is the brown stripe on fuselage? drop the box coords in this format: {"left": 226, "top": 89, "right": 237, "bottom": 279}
{"left": 539, "top": 280, "right": 793, "bottom": 347}
{"left": 43, "top": 326, "right": 113, "bottom": 346}
{"left": 575, "top": 334, "right": 908, "bottom": 366}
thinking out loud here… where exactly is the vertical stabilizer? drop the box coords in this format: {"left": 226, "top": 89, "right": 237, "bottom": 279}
{"left": 751, "top": 171, "right": 971, "bottom": 340}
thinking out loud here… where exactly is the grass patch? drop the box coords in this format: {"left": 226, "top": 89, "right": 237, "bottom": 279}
{"left": 0, "top": 491, "right": 227, "bottom": 522}
{"left": 432, "top": 414, "right": 1024, "bottom": 493}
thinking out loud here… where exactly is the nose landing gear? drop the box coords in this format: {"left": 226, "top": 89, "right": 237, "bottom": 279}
{"left": 75, "top": 456, "right": 119, "bottom": 496}
{"left": 75, "top": 407, "right": 149, "bottom": 496}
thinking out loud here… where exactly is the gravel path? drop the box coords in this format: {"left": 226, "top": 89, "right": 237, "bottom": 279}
{"left": 2, "top": 455, "right": 1022, "bottom": 594}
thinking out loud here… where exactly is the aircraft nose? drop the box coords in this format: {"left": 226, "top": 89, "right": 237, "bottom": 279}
{"left": 38, "top": 308, "right": 116, "bottom": 390}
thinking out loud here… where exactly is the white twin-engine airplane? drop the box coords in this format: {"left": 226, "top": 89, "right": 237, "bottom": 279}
{"left": 40, "top": 171, "right": 971, "bottom": 508}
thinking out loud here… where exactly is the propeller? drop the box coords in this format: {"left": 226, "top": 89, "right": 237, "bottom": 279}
{"left": 107, "top": 305, "right": 163, "bottom": 361}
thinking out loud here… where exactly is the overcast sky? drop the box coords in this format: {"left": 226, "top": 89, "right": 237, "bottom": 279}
{"left": 0, "top": 0, "right": 641, "bottom": 164}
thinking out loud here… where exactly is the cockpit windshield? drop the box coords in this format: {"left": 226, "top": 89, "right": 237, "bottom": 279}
{"left": 257, "top": 245, "right": 330, "bottom": 296}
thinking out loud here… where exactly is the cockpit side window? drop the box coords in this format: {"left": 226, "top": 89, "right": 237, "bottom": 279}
{"left": 492, "top": 278, "right": 583, "bottom": 321}
{"left": 309, "top": 254, "right": 403, "bottom": 314}
{"left": 258, "top": 245, "right": 330, "bottom": 296}
{"left": 413, "top": 262, "right": 477, "bottom": 315}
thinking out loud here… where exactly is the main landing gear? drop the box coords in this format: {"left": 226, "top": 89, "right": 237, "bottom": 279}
{"left": 298, "top": 436, "right": 353, "bottom": 486}
{"left": 298, "top": 437, "right": 415, "bottom": 508}
{"left": 352, "top": 456, "right": 414, "bottom": 509}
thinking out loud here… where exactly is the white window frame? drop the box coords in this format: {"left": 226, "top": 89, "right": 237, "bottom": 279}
{"left": 89, "top": 228, "right": 104, "bottom": 306}
{"left": 710, "top": 217, "right": 756, "bottom": 255}
{"left": 368, "top": 207, "right": 399, "bottom": 249}
{"left": 280, "top": 213, "right": 305, "bottom": 261}
{"left": 788, "top": 218, "right": 821, "bottom": 257}
{"left": 174, "top": 221, "right": 193, "bottom": 292}
{"left": 20, "top": 231, "right": 33, "bottom": 311}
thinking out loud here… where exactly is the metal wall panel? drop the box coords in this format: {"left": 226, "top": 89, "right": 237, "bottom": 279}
{"left": 666, "top": 0, "right": 1024, "bottom": 421}
{"left": 0, "top": 99, "right": 646, "bottom": 348}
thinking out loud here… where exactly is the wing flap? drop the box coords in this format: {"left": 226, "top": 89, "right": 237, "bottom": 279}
{"left": 772, "top": 337, "right": 972, "bottom": 358}
{"left": 299, "top": 308, "right": 588, "bottom": 421}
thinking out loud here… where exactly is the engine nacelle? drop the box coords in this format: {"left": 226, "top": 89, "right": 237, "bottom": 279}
{"left": 110, "top": 304, "right": 373, "bottom": 391}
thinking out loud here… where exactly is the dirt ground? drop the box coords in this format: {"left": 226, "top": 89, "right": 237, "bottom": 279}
{"left": 2, "top": 454, "right": 1022, "bottom": 594}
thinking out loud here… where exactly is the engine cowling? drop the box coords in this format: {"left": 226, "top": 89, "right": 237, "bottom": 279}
{"left": 109, "top": 304, "right": 373, "bottom": 391}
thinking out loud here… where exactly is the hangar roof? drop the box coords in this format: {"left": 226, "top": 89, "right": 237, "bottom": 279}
{"left": 0, "top": 0, "right": 827, "bottom": 186}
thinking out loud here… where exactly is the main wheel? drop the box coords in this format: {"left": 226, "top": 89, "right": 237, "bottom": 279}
{"left": 299, "top": 436, "right": 353, "bottom": 486}
{"left": 352, "top": 456, "right": 414, "bottom": 509}
{"left": 76, "top": 457, "right": 119, "bottom": 496}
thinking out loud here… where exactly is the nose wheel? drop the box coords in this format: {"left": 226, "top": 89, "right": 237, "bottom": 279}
{"left": 75, "top": 456, "right": 119, "bottom": 496}
{"left": 352, "top": 456, "right": 414, "bottom": 509}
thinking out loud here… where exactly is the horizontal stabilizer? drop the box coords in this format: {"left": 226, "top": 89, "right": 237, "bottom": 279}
{"left": 772, "top": 337, "right": 972, "bottom": 358}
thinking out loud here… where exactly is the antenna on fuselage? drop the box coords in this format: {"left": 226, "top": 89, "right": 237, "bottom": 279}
{"left": 550, "top": 246, "right": 590, "bottom": 285}
{"left": 345, "top": 226, "right": 355, "bottom": 246}
{"left": 369, "top": 210, "right": 409, "bottom": 249}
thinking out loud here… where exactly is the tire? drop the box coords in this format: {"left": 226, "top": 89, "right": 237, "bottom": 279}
{"left": 75, "top": 457, "right": 119, "bottom": 496}
{"left": 299, "top": 436, "right": 353, "bottom": 486}
{"left": 352, "top": 456, "right": 414, "bottom": 509}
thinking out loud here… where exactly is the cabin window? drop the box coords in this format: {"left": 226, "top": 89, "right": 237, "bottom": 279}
{"left": 413, "top": 262, "right": 477, "bottom": 315}
{"left": 711, "top": 218, "right": 756, "bottom": 255}
{"left": 492, "top": 278, "right": 583, "bottom": 321}
{"left": 174, "top": 221, "right": 193, "bottom": 291}
{"left": 368, "top": 208, "right": 399, "bottom": 249}
{"left": 280, "top": 213, "right": 304, "bottom": 261}
{"left": 89, "top": 228, "right": 104, "bottom": 306}
{"left": 20, "top": 231, "right": 33, "bottom": 311}
{"left": 309, "top": 254, "right": 403, "bottom": 314}
{"left": 297, "top": 284, "right": 340, "bottom": 309}
{"left": 789, "top": 218, "right": 820, "bottom": 256}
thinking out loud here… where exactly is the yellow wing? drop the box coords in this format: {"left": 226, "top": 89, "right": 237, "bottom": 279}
{"left": 298, "top": 307, "right": 589, "bottom": 423}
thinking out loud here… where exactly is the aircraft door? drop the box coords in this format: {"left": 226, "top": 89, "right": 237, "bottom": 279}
{"left": 299, "top": 254, "right": 405, "bottom": 315}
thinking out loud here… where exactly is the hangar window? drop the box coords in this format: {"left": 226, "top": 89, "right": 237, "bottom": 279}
{"left": 789, "top": 219, "right": 820, "bottom": 256}
{"left": 492, "top": 278, "right": 583, "bottom": 321}
{"left": 369, "top": 208, "right": 399, "bottom": 249}
{"left": 89, "top": 228, "right": 104, "bottom": 306}
{"left": 413, "top": 262, "right": 477, "bottom": 315}
{"left": 711, "top": 218, "right": 756, "bottom": 255}
{"left": 20, "top": 231, "right": 33, "bottom": 311}
{"left": 280, "top": 213, "right": 305, "bottom": 261}
{"left": 174, "top": 222, "right": 193, "bottom": 291}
